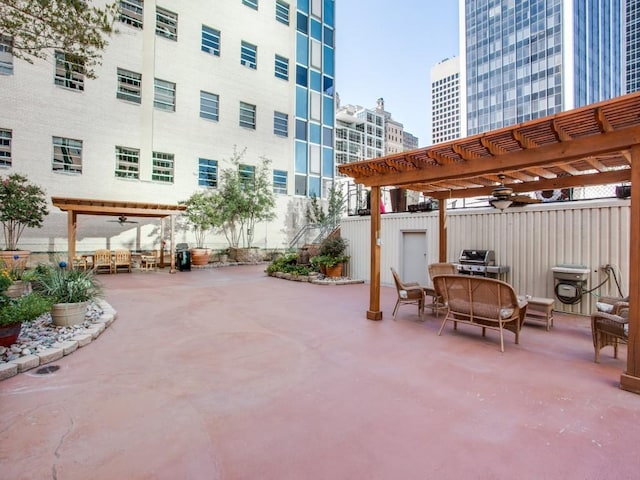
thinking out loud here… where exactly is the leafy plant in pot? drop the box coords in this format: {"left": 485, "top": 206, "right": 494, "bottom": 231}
{"left": 179, "top": 191, "right": 219, "bottom": 266}
{"left": 0, "top": 272, "right": 52, "bottom": 347}
{"left": 0, "top": 174, "right": 49, "bottom": 267}
{"left": 33, "top": 262, "right": 102, "bottom": 326}
{"left": 312, "top": 236, "right": 350, "bottom": 278}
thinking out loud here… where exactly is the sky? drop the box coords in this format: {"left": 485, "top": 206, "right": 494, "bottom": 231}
{"left": 335, "top": 0, "right": 460, "bottom": 147}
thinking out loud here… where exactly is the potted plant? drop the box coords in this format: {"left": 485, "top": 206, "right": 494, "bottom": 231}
{"left": 0, "top": 174, "right": 49, "bottom": 267}
{"left": 33, "top": 262, "right": 102, "bottom": 326}
{"left": 0, "top": 273, "right": 52, "bottom": 347}
{"left": 0, "top": 259, "right": 34, "bottom": 298}
{"left": 312, "top": 236, "right": 350, "bottom": 278}
{"left": 179, "top": 191, "right": 218, "bottom": 266}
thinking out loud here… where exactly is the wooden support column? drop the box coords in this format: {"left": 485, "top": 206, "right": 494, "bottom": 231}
{"left": 367, "top": 186, "right": 383, "bottom": 320}
{"left": 67, "top": 210, "right": 77, "bottom": 268}
{"left": 621, "top": 144, "right": 640, "bottom": 394}
{"left": 438, "top": 200, "right": 447, "bottom": 262}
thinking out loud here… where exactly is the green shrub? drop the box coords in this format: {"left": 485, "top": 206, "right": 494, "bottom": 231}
{"left": 0, "top": 293, "right": 52, "bottom": 327}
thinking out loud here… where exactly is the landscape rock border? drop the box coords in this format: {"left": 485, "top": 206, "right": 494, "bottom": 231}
{"left": 0, "top": 299, "right": 117, "bottom": 382}
{"left": 269, "top": 271, "right": 364, "bottom": 285}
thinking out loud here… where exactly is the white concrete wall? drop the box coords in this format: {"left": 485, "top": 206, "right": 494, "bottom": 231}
{"left": 1, "top": 0, "right": 298, "bottom": 252}
{"left": 341, "top": 199, "right": 630, "bottom": 315}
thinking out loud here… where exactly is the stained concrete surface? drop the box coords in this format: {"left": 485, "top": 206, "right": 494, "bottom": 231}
{"left": 1, "top": 265, "right": 638, "bottom": 479}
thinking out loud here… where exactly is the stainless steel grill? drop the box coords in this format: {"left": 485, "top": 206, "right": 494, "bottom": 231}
{"left": 457, "top": 249, "right": 510, "bottom": 278}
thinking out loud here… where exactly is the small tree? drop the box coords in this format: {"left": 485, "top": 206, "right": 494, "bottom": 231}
{"left": 216, "top": 147, "right": 276, "bottom": 248}
{"left": 0, "top": 174, "right": 49, "bottom": 251}
{"left": 0, "top": 0, "right": 118, "bottom": 79}
{"left": 179, "top": 191, "right": 219, "bottom": 249}
{"left": 305, "top": 194, "right": 326, "bottom": 225}
{"left": 326, "top": 183, "right": 345, "bottom": 227}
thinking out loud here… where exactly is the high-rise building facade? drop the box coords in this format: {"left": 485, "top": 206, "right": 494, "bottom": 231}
{"left": 0, "top": 0, "right": 336, "bottom": 251}
{"left": 461, "top": 0, "right": 623, "bottom": 136}
{"left": 431, "top": 56, "right": 461, "bottom": 144}
{"left": 627, "top": 0, "right": 640, "bottom": 92}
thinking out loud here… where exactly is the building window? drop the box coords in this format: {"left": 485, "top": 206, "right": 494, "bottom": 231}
{"left": 275, "top": 0, "right": 289, "bottom": 25}
{"left": 274, "top": 111, "right": 288, "bottom": 137}
{"left": 273, "top": 169, "right": 287, "bottom": 194}
{"left": 0, "top": 35, "right": 13, "bottom": 75}
{"left": 241, "top": 41, "right": 257, "bottom": 69}
{"left": 0, "top": 129, "right": 11, "bottom": 166}
{"left": 52, "top": 137, "right": 82, "bottom": 174}
{"left": 54, "top": 51, "right": 85, "bottom": 91}
{"left": 274, "top": 54, "right": 289, "bottom": 80}
{"left": 200, "top": 91, "right": 220, "bottom": 121}
{"left": 116, "top": 68, "right": 142, "bottom": 103}
{"left": 119, "top": 0, "right": 143, "bottom": 29}
{"left": 242, "top": 0, "right": 258, "bottom": 9}
{"left": 198, "top": 158, "right": 218, "bottom": 187}
{"left": 201, "top": 25, "right": 221, "bottom": 56}
{"left": 156, "top": 7, "right": 178, "bottom": 41}
{"left": 239, "top": 163, "right": 255, "bottom": 187}
{"left": 154, "top": 78, "right": 175, "bottom": 111}
{"left": 239, "top": 102, "right": 256, "bottom": 129}
{"left": 115, "top": 146, "right": 140, "bottom": 179}
{"left": 152, "top": 151, "right": 174, "bottom": 183}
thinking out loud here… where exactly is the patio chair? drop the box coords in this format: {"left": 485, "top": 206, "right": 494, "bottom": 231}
{"left": 591, "top": 299, "right": 629, "bottom": 363}
{"left": 112, "top": 249, "right": 132, "bottom": 273}
{"left": 93, "top": 249, "right": 113, "bottom": 274}
{"left": 390, "top": 267, "right": 425, "bottom": 321}
{"left": 428, "top": 263, "right": 458, "bottom": 317}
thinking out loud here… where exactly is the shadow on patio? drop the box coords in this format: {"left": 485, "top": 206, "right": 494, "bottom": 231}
{"left": 0, "top": 265, "right": 636, "bottom": 479}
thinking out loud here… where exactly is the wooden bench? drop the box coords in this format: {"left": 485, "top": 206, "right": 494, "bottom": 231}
{"left": 522, "top": 296, "right": 554, "bottom": 331}
{"left": 433, "top": 274, "right": 528, "bottom": 352}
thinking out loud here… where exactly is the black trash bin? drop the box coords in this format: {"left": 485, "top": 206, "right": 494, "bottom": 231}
{"left": 176, "top": 243, "right": 191, "bottom": 271}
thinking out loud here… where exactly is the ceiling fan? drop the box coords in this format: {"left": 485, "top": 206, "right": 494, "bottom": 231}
{"left": 107, "top": 214, "right": 139, "bottom": 225}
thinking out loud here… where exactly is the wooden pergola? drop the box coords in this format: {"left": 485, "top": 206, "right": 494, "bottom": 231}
{"left": 338, "top": 91, "right": 640, "bottom": 394}
{"left": 51, "top": 197, "right": 186, "bottom": 273}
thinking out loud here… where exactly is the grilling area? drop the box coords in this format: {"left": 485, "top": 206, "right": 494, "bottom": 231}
{"left": 337, "top": 91, "right": 640, "bottom": 394}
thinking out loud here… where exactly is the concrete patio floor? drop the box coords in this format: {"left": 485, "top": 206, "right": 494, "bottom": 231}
{"left": 1, "top": 265, "right": 638, "bottom": 479}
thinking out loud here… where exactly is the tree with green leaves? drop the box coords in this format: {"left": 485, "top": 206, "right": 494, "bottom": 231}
{"left": 215, "top": 147, "right": 276, "bottom": 249}
{"left": 179, "top": 191, "right": 219, "bottom": 249}
{"left": 304, "top": 184, "right": 345, "bottom": 228}
{"left": 0, "top": 0, "right": 118, "bottom": 78}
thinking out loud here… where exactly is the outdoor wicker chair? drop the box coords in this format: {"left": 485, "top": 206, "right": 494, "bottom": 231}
{"left": 390, "top": 267, "right": 425, "bottom": 321}
{"left": 428, "top": 262, "right": 458, "bottom": 317}
{"left": 592, "top": 299, "right": 629, "bottom": 363}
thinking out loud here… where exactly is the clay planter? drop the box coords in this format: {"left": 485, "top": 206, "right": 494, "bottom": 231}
{"left": 51, "top": 301, "right": 89, "bottom": 327}
{"left": 190, "top": 248, "right": 211, "bottom": 266}
{"left": 0, "top": 323, "right": 22, "bottom": 347}
{"left": 325, "top": 263, "right": 343, "bottom": 278}
{"left": 0, "top": 250, "right": 30, "bottom": 269}
{"left": 5, "top": 280, "right": 32, "bottom": 298}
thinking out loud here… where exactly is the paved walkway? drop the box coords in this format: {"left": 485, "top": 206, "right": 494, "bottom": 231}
{"left": 0, "top": 265, "right": 637, "bottom": 479}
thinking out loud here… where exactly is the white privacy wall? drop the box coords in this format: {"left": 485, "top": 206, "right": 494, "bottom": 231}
{"left": 341, "top": 199, "right": 630, "bottom": 316}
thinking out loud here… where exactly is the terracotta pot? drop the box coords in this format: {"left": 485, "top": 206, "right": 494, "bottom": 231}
{"left": 51, "top": 301, "right": 88, "bottom": 327}
{"left": 325, "top": 263, "right": 343, "bottom": 278}
{"left": 190, "top": 248, "right": 211, "bottom": 266}
{"left": 0, "top": 250, "right": 30, "bottom": 269}
{"left": 0, "top": 323, "right": 22, "bottom": 347}
{"left": 5, "top": 281, "right": 32, "bottom": 298}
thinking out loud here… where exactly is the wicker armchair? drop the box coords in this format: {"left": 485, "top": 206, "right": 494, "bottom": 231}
{"left": 428, "top": 263, "right": 458, "bottom": 316}
{"left": 390, "top": 267, "right": 425, "bottom": 321}
{"left": 591, "top": 299, "right": 629, "bottom": 363}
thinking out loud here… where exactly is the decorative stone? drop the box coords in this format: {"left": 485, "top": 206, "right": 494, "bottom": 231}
{"left": 60, "top": 340, "right": 79, "bottom": 355}
{"left": 72, "top": 334, "right": 93, "bottom": 347}
{"left": 38, "top": 347, "right": 64, "bottom": 364}
{"left": 11, "top": 354, "right": 40, "bottom": 373}
{"left": 0, "top": 363, "right": 18, "bottom": 380}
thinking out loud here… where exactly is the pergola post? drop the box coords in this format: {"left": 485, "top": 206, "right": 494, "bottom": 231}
{"left": 367, "top": 186, "right": 383, "bottom": 320}
{"left": 438, "top": 200, "right": 447, "bottom": 262}
{"left": 67, "top": 210, "right": 77, "bottom": 268}
{"left": 170, "top": 214, "right": 176, "bottom": 273}
{"left": 621, "top": 144, "right": 640, "bottom": 394}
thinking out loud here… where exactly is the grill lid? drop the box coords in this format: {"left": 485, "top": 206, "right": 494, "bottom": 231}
{"left": 458, "top": 249, "right": 495, "bottom": 265}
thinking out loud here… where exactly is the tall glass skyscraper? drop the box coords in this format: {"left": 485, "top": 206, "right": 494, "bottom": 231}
{"left": 294, "top": 0, "right": 336, "bottom": 198}
{"left": 461, "top": 0, "right": 623, "bottom": 136}
{"left": 627, "top": 0, "right": 640, "bottom": 92}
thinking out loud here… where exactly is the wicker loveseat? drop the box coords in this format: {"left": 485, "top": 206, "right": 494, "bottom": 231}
{"left": 433, "top": 274, "right": 528, "bottom": 352}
